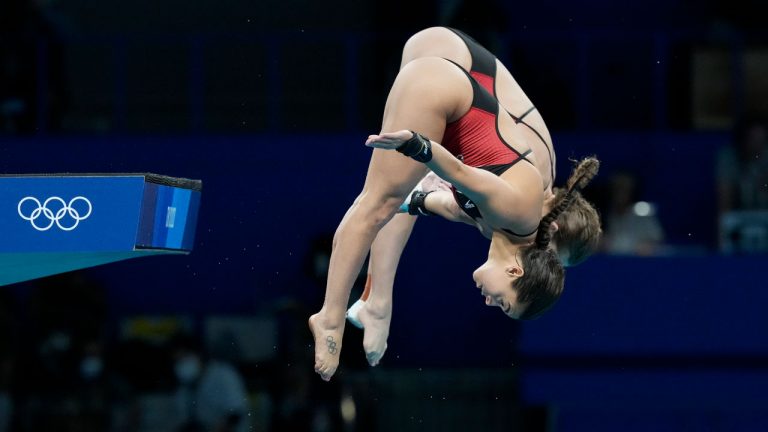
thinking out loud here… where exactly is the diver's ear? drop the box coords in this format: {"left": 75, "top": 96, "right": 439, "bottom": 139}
{"left": 506, "top": 266, "right": 524, "bottom": 278}
{"left": 550, "top": 221, "right": 559, "bottom": 233}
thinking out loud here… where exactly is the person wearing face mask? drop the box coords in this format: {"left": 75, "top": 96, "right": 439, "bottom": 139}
{"left": 169, "top": 333, "right": 250, "bottom": 432}
{"left": 70, "top": 340, "right": 110, "bottom": 431}
{"left": 80, "top": 351, "right": 104, "bottom": 382}
{"left": 67, "top": 338, "right": 140, "bottom": 432}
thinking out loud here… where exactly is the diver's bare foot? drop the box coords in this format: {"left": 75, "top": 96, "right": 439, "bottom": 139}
{"left": 357, "top": 302, "right": 391, "bottom": 367}
{"left": 308, "top": 312, "right": 344, "bottom": 381}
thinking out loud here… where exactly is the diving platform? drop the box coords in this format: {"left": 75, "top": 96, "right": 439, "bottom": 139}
{"left": 0, "top": 173, "right": 202, "bottom": 285}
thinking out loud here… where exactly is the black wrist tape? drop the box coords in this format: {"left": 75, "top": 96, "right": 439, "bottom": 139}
{"left": 408, "top": 191, "right": 434, "bottom": 216}
{"left": 396, "top": 131, "right": 433, "bottom": 163}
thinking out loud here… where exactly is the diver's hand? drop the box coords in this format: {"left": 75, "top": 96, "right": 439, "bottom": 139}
{"left": 365, "top": 130, "right": 414, "bottom": 150}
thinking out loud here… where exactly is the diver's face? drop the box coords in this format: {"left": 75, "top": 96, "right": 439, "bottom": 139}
{"left": 472, "top": 258, "right": 523, "bottom": 319}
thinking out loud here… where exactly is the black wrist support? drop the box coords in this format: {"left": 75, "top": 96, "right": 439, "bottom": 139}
{"left": 396, "top": 131, "right": 433, "bottom": 163}
{"left": 408, "top": 191, "right": 434, "bottom": 216}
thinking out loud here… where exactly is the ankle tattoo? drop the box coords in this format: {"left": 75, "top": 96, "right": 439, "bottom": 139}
{"left": 326, "top": 336, "right": 338, "bottom": 355}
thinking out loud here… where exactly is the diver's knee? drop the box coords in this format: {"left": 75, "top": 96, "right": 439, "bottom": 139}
{"left": 358, "top": 193, "right": 403, "bottom": 228}
{"left": 401, "top": 27, "right": 455, "bottom": 65}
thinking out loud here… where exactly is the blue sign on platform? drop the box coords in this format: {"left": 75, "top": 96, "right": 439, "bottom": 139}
{"left": 1, "top": 176, "right": 145, "bottom": 253}
{"left": 0, "top": 173, "right": 202, "bottom": 285}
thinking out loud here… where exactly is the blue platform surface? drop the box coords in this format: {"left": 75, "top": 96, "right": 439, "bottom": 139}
{"left": 0, "top": 173, "right": 201, "bottom": 285}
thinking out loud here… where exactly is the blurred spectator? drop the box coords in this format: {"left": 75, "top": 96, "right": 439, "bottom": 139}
{"left": 69, "top": 337, "right": 140, "bottom": 432}
{"left": 28, "top": 272, "right": 107, "bottom": 346}
{"left": 16, "top": 333, "right": 139, "bottom": 432}
{"left": 717, "top": 119, "right": 768, "bottom": 213}
{"left": 602, "top": 172, "right": 665, "bottom": 255}
{"left": 12, "top": 272, "right": 144, "bottom": 431}
{"left": 0, "top": 290, "right": 16, "bottom": 432}
{"left": 0, "top": 362, "right": 10, "bottom": 432}
{"left": 717, "top": 119, "right": 768, "bottom": 252}
{"left": 270, "top": 304, "right": 345, "bottom": 432}
{"left": 168, "top": 332, "right": 250, "bottom": 432}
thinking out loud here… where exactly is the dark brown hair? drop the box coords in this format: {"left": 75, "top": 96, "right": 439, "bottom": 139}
{"left": 551, "top": 169, "right": 603, "bottom": 266}
{"left": 515, "top": 157, "right": 600, "bottom": 320}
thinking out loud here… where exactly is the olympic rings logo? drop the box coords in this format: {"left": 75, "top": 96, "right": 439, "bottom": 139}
{"left": 326, "top": 336, "right": 338, "bottom": 355}
{"left": 17, "top": 196, "right": 93, "bottom": 232}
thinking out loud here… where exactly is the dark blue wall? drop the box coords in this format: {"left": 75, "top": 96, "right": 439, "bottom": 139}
{"left": 1, "top": 131, "right": 729, "bottom": 301}
{"left": 0, "top": 131, "right": 732, "bottom": 320}
{"left": 3, "top": 132, "right": 763, "bottom": 429}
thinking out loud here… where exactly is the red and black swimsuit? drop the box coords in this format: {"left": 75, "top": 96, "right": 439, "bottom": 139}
{"left": 447, "top": 27, "right": 555, "bottom": 184}
{"left": 442, "top": 61, "right": 532, "bottom": 174}
{"left": 441, "top": 60, "right": 537, "bottom": 238}
{"left": 438, "top": 28, "right": 556, "bottom": 238}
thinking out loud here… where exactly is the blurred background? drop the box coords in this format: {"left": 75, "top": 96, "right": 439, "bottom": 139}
{"left": 1, "top": 0, "right": 767, "bottom": 431}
